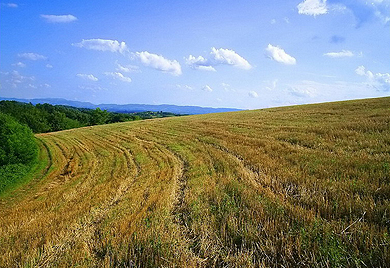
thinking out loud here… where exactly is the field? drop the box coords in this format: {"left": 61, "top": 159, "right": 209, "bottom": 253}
{"left": 0, "top": 97, "right": 389, "bottom": 267}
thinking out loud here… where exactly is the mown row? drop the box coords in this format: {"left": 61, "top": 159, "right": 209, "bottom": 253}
{"left": 0, "top": 97, "right": 389, "bottom": 267}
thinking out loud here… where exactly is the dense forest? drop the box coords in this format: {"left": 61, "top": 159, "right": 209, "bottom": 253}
{"left": 0, "top": 100, "right": 182, "bottom": 133}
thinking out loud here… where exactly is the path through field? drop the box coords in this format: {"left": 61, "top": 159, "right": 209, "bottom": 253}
{"left": 1, "top": 98, "right": 389, "bottom": 267}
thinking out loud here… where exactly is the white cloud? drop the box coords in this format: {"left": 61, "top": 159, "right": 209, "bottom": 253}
{"left": 73, "top": 39, "right": 128, "bottom": 54}
{"left": 249, "top": 91, "right": 259, "bottom": 98}
{"left": 202, "top": 85, "right": 213, "bottom": 92}
{"left": 40, "top": 14, "right": 78, "bottom": 23}
{"left": 288, "top": 82, "right": 318, "bottom": 98}
{"left": 2, "top": 3, "right": 17, "bottom": 8}
{"left": 197, "top": 65, "right": 217, "bottom": 72}
{"left": 12, "top": 62, "right": 26, "bottom": 68}
{"left": 355, "top": 66, "right": 390, "bottom": 91}
{"left": 211, "top": 47, "right": 252, "bottom": 70}
{"left": 324, "top": 50, "right": 354, "bottom": 58}
{"left": 175, "top": 84, "right": 194, "bottom": 90}
{"left": 221, "top": 83, "right": 236, "bottom": 92}
{"left": 270, "top": 19, "right": 277, "bottom": 24}
{"left": 265, "top": 44, "right": 296, "bottom": 65}
{"left": 77, "top": 73, "right": 98, "bottom": 81}
{"left": 135, "top": 51, "right": 182, "bottom": 76}
{"left": 185, "top": 55, "right": 216, "bottom": 71}
{"left": 297, "top": 0, "right": 328, "bottom": 16}
{"left": 18, "top": 52, "right": 47, "bottom": 61}
{"left": 116, "top": 62, "right": 140, "bottom": 73}
{"left": 104, "top": 72, "right": 132, "bottom": 83}
{"left": 266, "top": 79, "right": 278, "bottom": 91}
{"left": 46, "top": 64, "right": 53, "bottom": 69}
{"left": 1, "top": 70, "right": 35, "bottom": 88}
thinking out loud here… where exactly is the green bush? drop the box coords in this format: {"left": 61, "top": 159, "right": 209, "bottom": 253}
{"left": 0, "top": 113, "right": 37, "bottom": 166}
{"left": 0, "top": 113, "right": 38, "bottom": 195}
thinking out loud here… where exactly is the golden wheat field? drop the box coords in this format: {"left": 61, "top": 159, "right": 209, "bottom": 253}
{"left": 0, "top": 97, "right": 389, "bottom": 267}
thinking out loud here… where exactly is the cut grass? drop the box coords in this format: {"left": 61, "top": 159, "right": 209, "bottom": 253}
{"left": 0, "top": 97, "right": 389, "bottom": 267}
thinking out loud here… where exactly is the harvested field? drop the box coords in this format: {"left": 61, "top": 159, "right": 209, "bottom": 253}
{"left": 1, "top": 97, "right": 389, "bottom": 267}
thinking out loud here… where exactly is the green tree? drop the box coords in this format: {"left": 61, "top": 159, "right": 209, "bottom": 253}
{"left": 90, "top": 108, "right": 109, "bottom": 125}
{"left": 0, "top": 113, "right": 37, "bottom": 166}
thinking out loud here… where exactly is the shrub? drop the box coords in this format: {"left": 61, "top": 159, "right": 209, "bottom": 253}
{"left": 0, "top": 113, "right": 38, "bottom": 166}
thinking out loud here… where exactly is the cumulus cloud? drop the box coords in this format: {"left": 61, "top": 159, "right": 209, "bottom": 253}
{"left": 265, "top": 44, "right": 296, "bottom": 65}
{"left": 104, "top": 72, "right": 132, "bottom": 83}
{"left": 185, "top": 55, "right": 216, "bottom": 71}
{"left": 202, "top": 85, "right": 213, "bottom": 92}
{"left": 73, "top": 39, "right": 128, "bottom": 54}
{"left": 211, "top": 47, "right": 252, "bottom": 70}
{"left": 324, "top": 50, "right": 354, "bottom": 58}
{"left": 135, "top": 51, "right": 182, "bottom": 76}
{"left": 12, "top": 62, "right": 26, "bottom": 68}
{"left": 77, "top": 73, "right": 98, "bottom": 81}
{"left": 248, "top": 91, "right": 259, "bottom": 98}
{"left": 186, "top": 48, "right": 251, "bottom": 71}
{"left": 18, "top": 52, "right": 47, "bottom": 61}
{"left": 355, "top": 65, "right": 390, "bottom": 91}
{"left": 297, "top": 0, "right": 328, "bottom": 16}
{"left": 40, "top": 14, "right": 78, "bottom": 23}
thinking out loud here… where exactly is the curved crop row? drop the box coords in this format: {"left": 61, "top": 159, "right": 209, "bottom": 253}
{"left": 1, "top": 97, "right": 389, "bottom": 267}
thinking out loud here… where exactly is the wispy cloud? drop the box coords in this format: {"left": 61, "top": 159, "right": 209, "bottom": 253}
{"left": 211, "top": 47, "right": 252, "bottom": 70}
{"left": 324, "top": 50, "right": 354, "bottom": 58}
{"left": 202, "top": 85, "right": 213, "bottom": 92}
{"left": 248, "top": 91, "right": 259, "bottom": 98}
{"left": 287, "top": 82, "right": 318, "bottom": 98}
{"left": 73, "top": 39, "right": 128, "bottom": 54}
{"left": 1, "top": 3, "right": 18, "bottom": 8}
{"left": 40, "top": 14, "right": 78, "bottom": 23}
{"left": 175, "top": 84, "right": 194, "bottom": 90}
{"left": 297, "top": 0, "right": 328, "bottom": 16}
{"left": 0, "top": 70, "right": 35, "bottom": 88}
{"left": 12, "top": 62, "right": 26, "bottom": 68}
{"left": 116, "top": 62, "right": 140, "bottom": 73}
{"left": 135, "top": 51, "right": 182, "bottom": 76}
{"left": 77, "top": 73, "right": 98, "bottom": 81}
{"left": 265, "top": 44, "right": 296, "bottom": 65}
{"left": 18, "top": 52, "right": 47, "bottom": 61}
{"left": 356, "top": 66, "right": 390, "bottom": 91}
{"left": 104, "top": 72, "right": 132, "bottom": 83}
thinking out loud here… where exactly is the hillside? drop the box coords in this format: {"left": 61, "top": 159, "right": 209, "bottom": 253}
{"left": 0, "top": 97, "right": 389, "bottom": 267}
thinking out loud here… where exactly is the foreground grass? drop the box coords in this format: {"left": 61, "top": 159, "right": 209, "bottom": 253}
{"left": 0, "top": 97, "right": 389, "bottom": 267}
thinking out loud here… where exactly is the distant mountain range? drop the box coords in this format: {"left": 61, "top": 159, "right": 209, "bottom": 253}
{"left": 0, "top": 97, "right": 241, "bottom": 115}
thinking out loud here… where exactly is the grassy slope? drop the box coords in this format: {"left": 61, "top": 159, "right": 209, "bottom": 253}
{"left": 0, "top": 97, "right": 389, "bottom": 267}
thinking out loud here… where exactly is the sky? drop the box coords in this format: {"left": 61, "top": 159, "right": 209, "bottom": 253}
{"left": 0, "top": 0, "right": 389, "bottom": 109}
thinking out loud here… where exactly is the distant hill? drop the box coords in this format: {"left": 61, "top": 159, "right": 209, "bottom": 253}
{"left": 0, "top": 97, "right": 241, "bottom": 115}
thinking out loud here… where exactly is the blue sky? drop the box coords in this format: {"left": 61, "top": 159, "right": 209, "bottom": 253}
{"left": 0, "top": 0, "right": 389, "bottom": 109}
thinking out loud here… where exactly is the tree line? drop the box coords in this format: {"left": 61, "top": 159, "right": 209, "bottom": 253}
{"left": 0, "top": 100, "right": 180, "bottom": 133}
